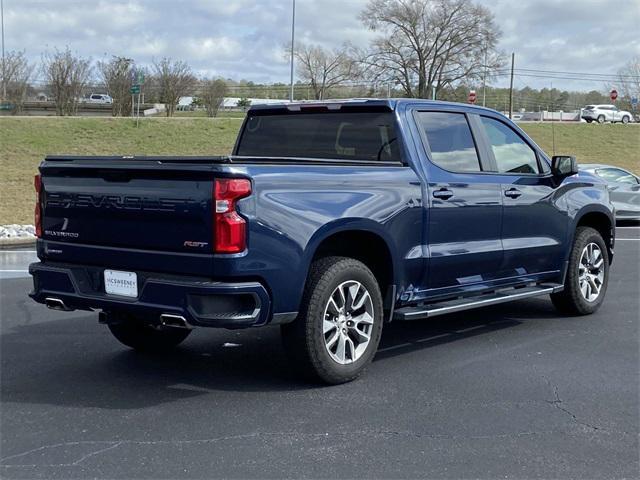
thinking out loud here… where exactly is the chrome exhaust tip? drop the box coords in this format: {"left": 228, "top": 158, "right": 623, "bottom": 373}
{"left": 45, "top": 297, "right": 74, "bottom": 312}
{"left": 159, "top": 314, "right": 192, "bottom": 329}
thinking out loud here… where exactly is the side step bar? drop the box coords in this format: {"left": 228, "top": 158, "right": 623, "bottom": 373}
{"left": 393, "top": 284, "right": 563, "bottom": 321}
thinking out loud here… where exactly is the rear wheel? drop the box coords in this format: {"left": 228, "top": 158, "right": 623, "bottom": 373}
{"left": 597, "top": 115, "right": 606, "bottom": 124}
{"left": 622, "top": 115, "right": 630, "bottom": 124}
{"left": 108, "top": 316, "right": 191, "bottom": 352}
{"left": 551, "top": 227, "right": 609, "bottom": 315}
{"left": 281, "top": 257, "right": 384, "bottom": 384}
{"left": 585, "top": 119, "right": 593, "bottom": 124}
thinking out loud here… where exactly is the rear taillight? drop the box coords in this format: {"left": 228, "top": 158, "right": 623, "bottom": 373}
{"left": 34, "top": 174, "right": 42, "bottom": 238}
{"left": 214, "top": 178, "right": 251, "bottom": 253}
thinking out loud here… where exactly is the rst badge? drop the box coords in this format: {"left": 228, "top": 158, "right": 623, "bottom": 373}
{"left": 184, "top": 241, "right": 209, "bottom": 249}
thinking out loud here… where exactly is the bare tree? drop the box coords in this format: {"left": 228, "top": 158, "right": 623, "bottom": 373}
{"left": 293, "top": 43, "right": 356, "bottom": 100}
{"left": 1, "top": 51, "right": 34, "bottom": 113}
{"left": 153, "top": 58, "right": 196, "bottom": 116}
{"left": 98, "top": 56, "right": 134, "bottom": 116}
{"left": 42, "top": 48, "right": 92, "bottom": 115}
{"left": 198, "top": 78, "right": 227, "bottom": 117}
{"left": 616, "top": 57, "right": 640, "bottom": 102}
{"left": 359, "top": 0, "right": 502, "bottom": 99}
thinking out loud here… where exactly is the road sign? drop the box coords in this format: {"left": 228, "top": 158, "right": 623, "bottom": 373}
{"left": 468, "top": 90, "right": 477, "bottom": 104}
{"left": 130, "top": 85, "right": 141, "bottom": 95}
{"left": 610, "top": 89, "right": 618, "bottom": 102}
{"left": 136, "top": 71, "right": 145, "bottom": 85}
{"left": 631, "top": 97, "right": 638, "bottom": 110}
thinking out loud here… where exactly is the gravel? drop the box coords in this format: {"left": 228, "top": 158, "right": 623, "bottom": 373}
{"left": 0, "top": 224, "right": 36, "bottom": 240}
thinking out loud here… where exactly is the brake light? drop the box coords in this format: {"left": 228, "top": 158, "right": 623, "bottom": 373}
{"left": 34, "top": 174, "right": 42, "bottom": 238}
{"left": 214, "top": 178, "right": 251, "bottom": 253}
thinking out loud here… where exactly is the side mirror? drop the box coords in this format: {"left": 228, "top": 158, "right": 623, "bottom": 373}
{"left": 552, "top": 155, "right": 578, "bottom": 177}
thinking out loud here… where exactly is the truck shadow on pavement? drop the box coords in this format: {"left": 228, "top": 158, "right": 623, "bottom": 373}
{"left": 1, "top": 297, "right": 559, "bottom": 409}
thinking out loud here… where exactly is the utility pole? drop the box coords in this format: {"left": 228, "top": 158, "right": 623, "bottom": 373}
{"left": 482, "top": 48, "right": 487, "bottom": 107}
{"left": 1, "top": 0, "right": 6, "bottom": 101}
{"left": 289, "top": 0, "right": 296, "bottom": 103}
{"left": 508, "top": 52, "right": 514, "bottom": 119}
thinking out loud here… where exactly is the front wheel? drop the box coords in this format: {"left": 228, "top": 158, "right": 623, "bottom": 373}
{"left": 551, "top": 227, "right": 609, "bottom": 315}
{"left": 281, "top": 257, "right": 384, "bottom": 384}
{"left": 597, "top": 115, "right": 606, "bottom": 124}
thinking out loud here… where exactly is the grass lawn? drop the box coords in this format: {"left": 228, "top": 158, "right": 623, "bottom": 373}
{"left": 1, "top": 117, "right": 638, "bottom": 225}
{"left": 520, "top": 123, "right": 639, "bottom": 172}
{"left": 1, "top": 117, "right": 243, "bottom": 224}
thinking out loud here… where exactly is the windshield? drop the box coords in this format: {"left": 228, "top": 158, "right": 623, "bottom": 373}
{"left": 236, "top": 111, "right": 401, "bottom": 162}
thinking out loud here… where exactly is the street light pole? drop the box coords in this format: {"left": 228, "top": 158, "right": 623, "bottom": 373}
{"left": 1, "top": 0, "right": 6, "bottom": 101}
{"left": 482, "top": 48, "right": 487, "bottom": 107}
{"left": 289, "top": 0, "right": 296, "bottom": 102}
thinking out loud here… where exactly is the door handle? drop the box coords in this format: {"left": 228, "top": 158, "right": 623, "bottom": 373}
{"left": 432, "top": 188, "right": 453, "bottom": 200}
{"left": 504, "top": 188, "right": 522, "bottom": 199}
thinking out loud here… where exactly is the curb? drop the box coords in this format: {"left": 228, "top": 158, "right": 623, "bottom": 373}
{"left": 0, "top": 237, "right": 37, "bottom": 249}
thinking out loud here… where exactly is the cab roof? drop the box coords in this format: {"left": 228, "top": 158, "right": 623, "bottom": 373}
{"left": 247, "top": 98, "right": 500, "bottom": 115}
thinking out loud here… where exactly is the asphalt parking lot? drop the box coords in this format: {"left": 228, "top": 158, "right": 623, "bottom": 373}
{"left": 1, "top": 227, "right": 638, "bottom": 479}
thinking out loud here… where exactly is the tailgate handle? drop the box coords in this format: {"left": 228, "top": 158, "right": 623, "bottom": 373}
{"left": 100, "top": 171, "right": 133, "bottom": 183}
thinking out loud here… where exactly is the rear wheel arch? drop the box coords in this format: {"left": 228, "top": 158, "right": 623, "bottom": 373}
{"left": 304, "top": 226, "right": 396, "bottom": 312}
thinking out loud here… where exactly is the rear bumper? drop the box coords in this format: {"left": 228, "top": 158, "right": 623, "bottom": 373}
{"left": 28, "top": 261, "right": 277, "bottom": 329}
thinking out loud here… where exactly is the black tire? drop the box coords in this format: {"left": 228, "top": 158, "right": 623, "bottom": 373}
{"left": 108, "top": 318, "right": 191, "bottom": 352}
{"left": 281, "top": 256, "right": 384, "bottom": 384}
{"left": 585, "top": 119, "right": 593, "bottom": 124}
{"left": 597, "top": 115, "right": 606, "bottom": 124}
{"left": 551, "top": 227, "right": 609, "bottom": 315}
{"left": 622, "top": 116, "right": 630, "bottom": 124}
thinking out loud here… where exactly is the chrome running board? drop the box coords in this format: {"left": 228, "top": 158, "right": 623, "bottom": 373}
{"left": 393, "top": 284, "right": 563, "bottom": 321}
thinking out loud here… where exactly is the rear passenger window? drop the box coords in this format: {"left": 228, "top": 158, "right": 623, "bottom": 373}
{"left": 416, "top": 112, "right": 481, "bottom": 172}
{"left": 480, "top": 117, "right": 540, "bottom": 174}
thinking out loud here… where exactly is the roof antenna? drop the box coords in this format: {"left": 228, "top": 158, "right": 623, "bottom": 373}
{"left": 550, "top": 81, "right": 556, "bottom": 157}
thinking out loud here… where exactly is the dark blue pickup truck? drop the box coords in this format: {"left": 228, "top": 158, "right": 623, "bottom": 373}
{"left": 30, "top": 99, "right": 615, "bottom": 383}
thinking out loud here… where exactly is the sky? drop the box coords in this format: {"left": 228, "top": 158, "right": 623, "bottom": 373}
{"left": 3, "top": 0, "right": 640, "bottom": 91}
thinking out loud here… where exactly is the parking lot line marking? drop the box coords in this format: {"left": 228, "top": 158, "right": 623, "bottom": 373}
{"left": 616, "top": 238, "right": 640, "bottom": 241}
{"left": 0, "top": 250, "right": 37, "bottom": 253}
{"left": 0, "top": 270, "right": 29, "bottom": 273}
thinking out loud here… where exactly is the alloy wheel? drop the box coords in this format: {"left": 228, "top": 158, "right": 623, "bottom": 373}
{"left": 578, "top": 242, "right": 605, "bottom": 302}
{"left": 322, "top": 280, "right": 375, "bottom": 365}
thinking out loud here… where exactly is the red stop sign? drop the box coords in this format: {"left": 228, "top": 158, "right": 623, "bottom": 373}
{"left": 468, "top": 90, "right": 477, "bottom": 104}
{"left": 610, "top": 89, "right": 618, "bottom": 101}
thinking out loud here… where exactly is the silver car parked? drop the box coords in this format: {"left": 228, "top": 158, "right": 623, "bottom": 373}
{"left": 581, "top": 164, "right": 640, "bottom": 221}
{"left": 581, "top": 105, "right": 634, "bottom": 124}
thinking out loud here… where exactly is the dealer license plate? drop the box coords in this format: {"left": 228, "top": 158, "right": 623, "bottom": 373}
{"left": 104, "top": 270, "right": 138, "bottom": 298}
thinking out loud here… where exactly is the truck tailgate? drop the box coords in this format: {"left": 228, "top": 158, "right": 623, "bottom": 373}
{"left": 40, "top": 158, "right": 216, "bottom": 255}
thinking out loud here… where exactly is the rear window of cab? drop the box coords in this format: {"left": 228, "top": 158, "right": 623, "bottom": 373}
{"left": 236, "top": 112, "right": 401, "bottom": 162}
